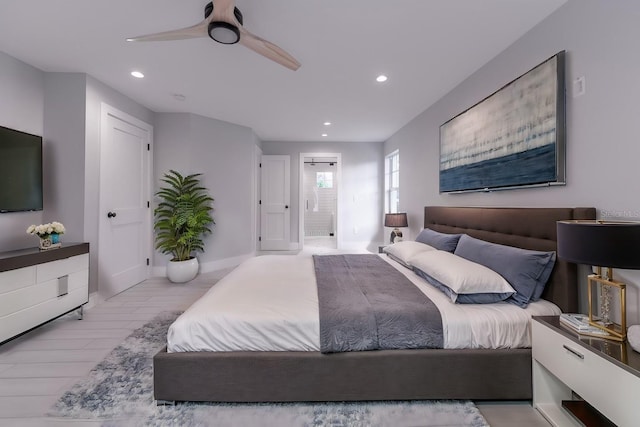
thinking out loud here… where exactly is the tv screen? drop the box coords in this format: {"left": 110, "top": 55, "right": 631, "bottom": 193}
{"left": 0, "top": 125, "right": 43, "bottom": 212}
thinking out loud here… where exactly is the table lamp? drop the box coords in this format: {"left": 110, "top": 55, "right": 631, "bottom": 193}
{"left": 557, "top": 220, "right": 640, "bottom": 341}
{"left": 384, "top": 213, "right": 408, "bottom": 244}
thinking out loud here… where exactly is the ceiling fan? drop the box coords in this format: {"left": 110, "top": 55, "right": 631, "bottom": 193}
{"left": 126, "top": 0, "right": 301, "bottom": 71}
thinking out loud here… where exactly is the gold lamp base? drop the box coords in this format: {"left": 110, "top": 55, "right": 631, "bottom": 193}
{"left": 587, "top": 267, "right": 626, "bottom": 342}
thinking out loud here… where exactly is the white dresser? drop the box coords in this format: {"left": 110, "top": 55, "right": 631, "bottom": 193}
{"left": 532, "top": 316, "right": 640, "bottom": 427}
{"left": 0, "top": 243, "right": 89, "bottom": 344}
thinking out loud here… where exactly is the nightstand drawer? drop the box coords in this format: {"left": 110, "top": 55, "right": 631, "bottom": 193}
{"left": 532, "top": 320, "right": 592, "bottom": 394}
{"left": 533, "top": 319, "right": 640, "bottom": 426}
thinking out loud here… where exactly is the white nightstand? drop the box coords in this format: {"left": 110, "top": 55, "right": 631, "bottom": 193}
{"left": 532, "top": 316, "right": 640, "bottom": 427}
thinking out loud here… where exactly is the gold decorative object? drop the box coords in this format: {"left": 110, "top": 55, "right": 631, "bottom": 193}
{"left": 587, "top": 267, "right": 626, "bottom": 341}
{"left": 557, "top": 220, "right": 640, "bottom": 342}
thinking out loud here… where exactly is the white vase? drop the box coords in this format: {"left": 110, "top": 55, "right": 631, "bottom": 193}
{"left": 166, "top": 257, "right": 199, "bottom": 283}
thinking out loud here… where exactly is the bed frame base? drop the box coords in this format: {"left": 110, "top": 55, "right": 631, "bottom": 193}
{"left": 154, "top": 206, "right": 596, "bottom": 403}
{"left": 154, "top": 346, "right": 532, "bottom": 402}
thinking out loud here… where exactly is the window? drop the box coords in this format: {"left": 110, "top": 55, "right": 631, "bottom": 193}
{"left": 384, "top": 150, "right": 399, "bottom": 213}
{"left": 316, "top": 172, "right": 333, "bottom": 188}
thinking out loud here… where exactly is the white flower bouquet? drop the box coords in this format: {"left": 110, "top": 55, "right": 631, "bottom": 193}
{"left": 26, "top": 221, "right": 66, "bottom": 238}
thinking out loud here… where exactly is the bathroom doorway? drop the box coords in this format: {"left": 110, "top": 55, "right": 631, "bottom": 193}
{"left": 300, "top": 153, "right": 341, "bottom": 250}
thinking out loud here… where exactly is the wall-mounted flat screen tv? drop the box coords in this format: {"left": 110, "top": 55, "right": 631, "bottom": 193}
{"left": 0, "top": 125, "right": 43, "bottom": 212}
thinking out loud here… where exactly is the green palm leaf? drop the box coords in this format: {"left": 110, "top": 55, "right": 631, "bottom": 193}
{"left": 153, "top": 170, "right": 215, "bottom": 261}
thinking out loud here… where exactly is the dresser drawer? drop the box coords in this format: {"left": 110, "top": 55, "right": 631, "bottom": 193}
{"left": 36, "top": 253, "right": 88, "bottom": 283}
{"left": 0, "top": 266, "right": 36, "bottom": 294}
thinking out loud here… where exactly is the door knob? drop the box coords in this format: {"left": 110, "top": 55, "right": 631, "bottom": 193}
{"left": 285, "top": 205, "right": 289, "bottom": 209}
{"left": 107, "top": 211, "right": 117, "bottom": 218}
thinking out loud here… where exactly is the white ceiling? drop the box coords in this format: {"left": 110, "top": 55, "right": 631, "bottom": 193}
{"left": 0, "top": 0, "right": 567, "bottom": 142}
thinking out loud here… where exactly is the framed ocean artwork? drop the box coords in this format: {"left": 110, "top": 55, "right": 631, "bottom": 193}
{"left": 439, "top": 51, "right": 566, "bottom": 193}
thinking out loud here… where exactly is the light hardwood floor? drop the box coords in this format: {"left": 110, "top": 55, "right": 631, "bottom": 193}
{"left": 0, "top": 263, "right": 550, "bottom": 426}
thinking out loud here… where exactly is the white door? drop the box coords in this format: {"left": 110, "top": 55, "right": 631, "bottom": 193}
{"left": 260, "top": 155, "right": 290, "bottom": 250}
{"left": 98, "top": 104, "right": 152, "bottom": 299}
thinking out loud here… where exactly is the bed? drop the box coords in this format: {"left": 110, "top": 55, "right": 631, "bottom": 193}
{"left": 154, "top": 206, "right": 595, "bottom": 403}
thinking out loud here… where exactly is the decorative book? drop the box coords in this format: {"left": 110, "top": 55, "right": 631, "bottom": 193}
{"left": 560, "top": 313, "right": 612, "bottom": 338}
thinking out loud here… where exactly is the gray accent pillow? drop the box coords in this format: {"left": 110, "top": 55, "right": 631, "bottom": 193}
{"left": 453, "top": 234, "right": 556, "bottom": 308}
{"left": 415, "top": 228, "right": 462, "bottom": 252}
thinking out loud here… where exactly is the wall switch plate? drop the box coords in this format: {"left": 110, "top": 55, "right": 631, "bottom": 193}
{"left": 573, "top": 76, "right": 586, "bottom": 97}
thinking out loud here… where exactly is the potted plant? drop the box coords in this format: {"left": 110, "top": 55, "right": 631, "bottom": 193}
{"left": 154, "top": 170, "right": 214, "bottom": 283}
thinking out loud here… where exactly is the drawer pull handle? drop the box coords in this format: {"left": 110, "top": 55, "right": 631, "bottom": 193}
{"left": 563, "top": 345, "right": 584, "bottom": 359}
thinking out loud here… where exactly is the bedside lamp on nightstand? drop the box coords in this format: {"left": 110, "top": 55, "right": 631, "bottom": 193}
{"left": 557, "top": 220, "right": 640, "bottom": 341}
{"left": 384, "top": 213, "right": 408, "bottom": 244}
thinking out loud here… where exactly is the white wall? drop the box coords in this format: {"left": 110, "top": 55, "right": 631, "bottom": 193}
{"left": 0, "top": 52, "right": 45, "bottom": 251}
{"left": 262, "top": 141, "right": 383, "bottom": 250}
{"left": 154, "top": 112, "right": 258, "bottom": 270}
{"left": 384, "top": 0, "right": 640, "bottom": 321}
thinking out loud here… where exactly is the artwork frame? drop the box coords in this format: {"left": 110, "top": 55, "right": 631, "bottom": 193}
{"left": 439, "top": 51, "right": 566, "bottom": 194}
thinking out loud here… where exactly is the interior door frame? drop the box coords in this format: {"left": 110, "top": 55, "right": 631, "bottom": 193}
{"left": 260, "top": 154, "right": 291, "bottom": 250}
{"left": 98, "top": 103, "right": 153, "bottom": 297}
{"left": 253, "top": 145, "right": 263, "bottom": 253}
{"left": 299, "top": 152, "right": 342, "bottom": 250}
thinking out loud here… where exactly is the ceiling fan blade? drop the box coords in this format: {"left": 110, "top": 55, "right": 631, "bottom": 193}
{"left": 239, "top": 28, "right": 301, "bottom": 71}
{"left": 126, "top": 21, "right": 208, "bottom": 42}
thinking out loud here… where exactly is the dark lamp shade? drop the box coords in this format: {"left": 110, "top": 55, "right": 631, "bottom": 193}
{"left": 557, "top": 220, "right": 640, "bottom": 269}
{"left": 385, "top": 213, "right": 408, "bottom": 228}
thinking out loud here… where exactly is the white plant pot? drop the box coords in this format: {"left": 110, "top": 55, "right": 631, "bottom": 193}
{"left": 166, "top": 257, "right": 199, "bottom": 283}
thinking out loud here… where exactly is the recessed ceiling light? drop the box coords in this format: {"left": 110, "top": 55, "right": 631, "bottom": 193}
{"left": 376, "top": 74, "right": 388, "bottom": 83}
{"left": 321, "top": 133, "right": 328, "bottom": 137}
{"left": 324, "top": 121, "right": 332, "bottom": 126}
{"left": 131, "top": 71, "right": 145, "bottom": 79}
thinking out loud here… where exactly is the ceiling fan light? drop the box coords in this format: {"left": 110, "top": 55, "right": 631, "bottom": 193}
{"left": 208, "top": 21, "right": 240, "bottom": 44}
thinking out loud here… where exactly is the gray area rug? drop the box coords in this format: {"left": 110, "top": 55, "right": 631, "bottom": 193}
{"left": 51, "top": 311, "right": 489, "bottom": 427}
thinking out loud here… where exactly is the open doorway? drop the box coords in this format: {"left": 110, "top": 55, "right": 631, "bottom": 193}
{"left": 300, "top": 153, "right": 341, "bottom": 250}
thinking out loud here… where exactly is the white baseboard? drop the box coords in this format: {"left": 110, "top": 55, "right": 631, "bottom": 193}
{"left": 151, "top": 253, "right": 255, "bottom": 278}
{"left": 85, "top": 292, "right": 103, "bottom": 310}
{"left": 151, "top": 266, "right": 165, "bottom": 277}
{"left": 338, "top": 241, "right": 377, "bottom": 251}
{"left": 199, "top": 253, "right": 254, "bottom": 274}
{"left": 289, "top": 242, "right": 300, "bottom": 251}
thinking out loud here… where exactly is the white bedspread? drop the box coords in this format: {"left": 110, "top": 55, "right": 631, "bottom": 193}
{"left": 167, "top": 254, "right": 561, "bottom": 352}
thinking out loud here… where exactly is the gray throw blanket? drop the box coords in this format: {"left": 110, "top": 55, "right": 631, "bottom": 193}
{"left": 313, "top": 254, "right": 443, "bottom": 353}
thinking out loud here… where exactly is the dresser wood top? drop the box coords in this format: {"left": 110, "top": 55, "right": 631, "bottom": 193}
{"left": 0, "top": 243, "right": 89, "bottom": 273}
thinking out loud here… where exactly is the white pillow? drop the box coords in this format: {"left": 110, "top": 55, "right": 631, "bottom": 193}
{"left": 382, "top": 241, "right": 435, "bottom": 268}
{"left": 409, "top": 250, "right": 515, "bottom": 299}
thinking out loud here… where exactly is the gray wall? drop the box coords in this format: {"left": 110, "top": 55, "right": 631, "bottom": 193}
{"left": 0, "top": 50, "right": 156, "bottom": 294}
{"left": 262, "top": 141, "right": 384, "bottom": 250}
{"left": 0, "top": 52, "right": 45, "bottom": 251}
{"left": 384, "top": 0, "right": 640, "bottom": 321}
{"left": 43, "top": 73, "right": 87, "bottom": 242}
{"left": 154, "top": 112, "right": 258, "bottom": 267}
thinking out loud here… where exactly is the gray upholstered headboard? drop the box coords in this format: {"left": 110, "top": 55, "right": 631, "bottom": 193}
{"left": 424, "top": 206, "right": 596, "bottom": 313}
